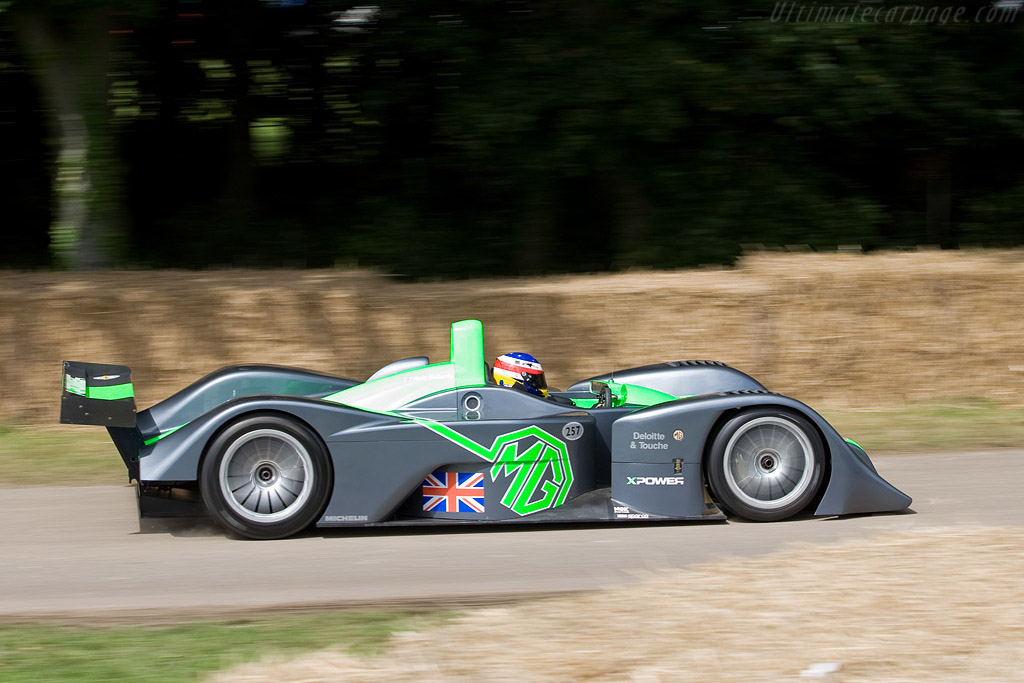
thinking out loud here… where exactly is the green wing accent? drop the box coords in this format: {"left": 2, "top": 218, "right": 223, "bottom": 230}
{"left": 323, "top": 319, "right": 487, "bottom": 413}
{"left": 85, "top": 383, "right": 135, "bottom": 400}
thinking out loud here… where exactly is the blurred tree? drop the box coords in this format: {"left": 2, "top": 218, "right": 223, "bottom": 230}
{"left": 0, "top": 12, "right": 50, "bottom": 266}
{"left": 351, "top": 1, "right": 898, "bottom": 273}
{"left": 3, "top": 0, "right": 1024, "bottom": 273}
{"left": 6, "top": 0, "right": 155, "bottom": 268}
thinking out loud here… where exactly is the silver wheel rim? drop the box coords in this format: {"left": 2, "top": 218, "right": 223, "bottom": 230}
{"left": 219, "top": 429, "right": 314, "bottom": 523}
{"left": 723, "top": 416, "right": 815, "bottom": 510}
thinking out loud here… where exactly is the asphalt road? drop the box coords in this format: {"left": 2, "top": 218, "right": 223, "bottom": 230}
{"left": 1, "top": 451, "right": 1020, "bottom": 623}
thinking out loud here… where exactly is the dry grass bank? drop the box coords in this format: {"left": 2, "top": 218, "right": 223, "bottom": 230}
{"left": 3, "top": 250, "right": 1024, "bottom": 424}
{"left": 208, "top": 526, "right": 1024, "bottom": 683}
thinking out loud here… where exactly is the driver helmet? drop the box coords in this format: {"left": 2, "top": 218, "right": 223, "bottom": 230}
{"left": 493, "top": 352, "right": 548, "bottom": 397}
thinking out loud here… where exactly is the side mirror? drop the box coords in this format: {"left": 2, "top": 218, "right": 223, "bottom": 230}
{"left": 590, "top": 380, "right": 613, "bottom": 408}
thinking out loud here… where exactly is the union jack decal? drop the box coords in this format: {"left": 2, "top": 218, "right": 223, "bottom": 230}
{"left": 422, "top": 470, "right": 485, "bottom": 513}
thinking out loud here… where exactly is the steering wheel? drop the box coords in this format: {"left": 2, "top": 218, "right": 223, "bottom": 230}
{"left": 594, "top": 382, "right": 613, "bottom": 409}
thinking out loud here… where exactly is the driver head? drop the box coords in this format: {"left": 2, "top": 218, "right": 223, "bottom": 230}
{"left": 493, "top": 352, "right": 548, "bottom": 397}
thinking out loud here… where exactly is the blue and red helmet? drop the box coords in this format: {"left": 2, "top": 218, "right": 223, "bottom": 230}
{"left": 493, "top": 352, "right": 548, "bottom": 397}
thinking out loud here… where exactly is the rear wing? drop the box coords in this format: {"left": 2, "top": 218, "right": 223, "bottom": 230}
{"left": 60, "top": 361, "right": 137, "bottom": 427}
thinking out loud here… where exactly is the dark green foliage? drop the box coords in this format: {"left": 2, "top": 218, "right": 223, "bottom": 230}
{"left": 2, "top": 1, "right": 1024, "bottom": 274}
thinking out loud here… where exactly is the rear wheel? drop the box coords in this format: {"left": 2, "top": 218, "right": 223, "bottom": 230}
{"left": 200, "top": 414, "right": 332, "bottom": 539}
{"left": 707, "top": 409, "right": 825, "bottom": 522}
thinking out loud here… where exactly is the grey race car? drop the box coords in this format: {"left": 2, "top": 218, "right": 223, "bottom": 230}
{"left": 60, "top": 319, "right": 910, "bottom": 539}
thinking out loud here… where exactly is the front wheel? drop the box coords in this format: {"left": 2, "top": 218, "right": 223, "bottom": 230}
{"left": 707, "top": 409, "right": 825, "bottom": 522}
{"left": 200, "top": 414, "right": 332, "bottom": 539}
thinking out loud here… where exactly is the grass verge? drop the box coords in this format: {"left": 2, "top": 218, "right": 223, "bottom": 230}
{"left": 0, "top": 425, "right": 125, "bottom": 487}
{"left": 2, "top": 399, "right": 1023, "bottom": 487}
{"left": 820, "top": 398, "right": 1024, "bottom": 453}
{"left": 0, "top": 610, "right": 451, "bottom": 683}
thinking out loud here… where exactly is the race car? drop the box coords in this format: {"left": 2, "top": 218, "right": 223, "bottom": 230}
{"left": 60, "top": 319, "right": 911, "bottom": 539}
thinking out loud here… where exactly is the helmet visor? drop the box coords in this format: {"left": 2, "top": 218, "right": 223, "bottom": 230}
{"left": 520, "top": 370, "right": 547, "bottom": 393}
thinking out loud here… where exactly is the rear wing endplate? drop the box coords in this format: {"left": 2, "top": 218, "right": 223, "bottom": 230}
{"left": 60, "top": 361, "right": 137, "bottom": 427}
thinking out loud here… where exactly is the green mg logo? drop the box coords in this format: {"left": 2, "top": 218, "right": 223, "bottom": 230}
{"left": 417, "top": 422, "right": 575, "bottom": 516}
{"left": 489, "top": 427, "right": 573, "bottom": 515}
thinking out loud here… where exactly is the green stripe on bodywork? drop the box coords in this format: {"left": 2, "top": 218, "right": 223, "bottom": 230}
{"left": 411, "top": 418, "right": 493, "bottom": 460}
{"left": 586, "top": 381, "right": 680, "bottom": 409}
{"left": 613, "top": 383, "right": 677, "bottom": 408}
{"left": 323, "top": 319, "right": 487, "bottom": 414}
{"left": 143, "top": 424, "right": 185, "bottom": 447}
{"left": 568, "top": 388, "right": 687, "bottom": 409}
{"left": 569, "top": 397, "right": 600, "bottom": 408}
{"left": 322, "top": 363, "right": 455, "bottom": 413}
{"left": 86, "top": 383, "right": 134, "bottom": 400}
{"left": 844, "top": 438, "right": 864, "bottom": 450}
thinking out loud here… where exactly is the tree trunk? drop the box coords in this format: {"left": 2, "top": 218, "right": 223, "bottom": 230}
{"left": 16, "top": 9, "right": 126, "bottom": 269}
{"left": 925, "top": 149, "right": 952, "bottom": 247}
{"left": 517, "top": 185, "right": 554, "bottom": 274}
{"left": 221, "top": 2, "right": 256, "bottom": 216}
{"left": 609, "top": 171, "right": 649, "bottom": 268}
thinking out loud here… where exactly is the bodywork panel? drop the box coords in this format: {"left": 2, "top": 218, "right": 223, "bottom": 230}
{"left": 321, "top": 414, "right": 597, "bottom": 524}
{"left": 139, "top": 364, "right": 358, "bottom": 439}
{"left": 569, "top": 361, "right": 767, "bottom": 397}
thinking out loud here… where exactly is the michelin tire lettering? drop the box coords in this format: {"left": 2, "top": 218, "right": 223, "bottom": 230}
{"left": 324, "top": 514, "right": 369, "bottom": 522}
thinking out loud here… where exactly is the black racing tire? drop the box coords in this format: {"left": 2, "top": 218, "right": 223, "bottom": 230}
{"left": 199, "top": 414, "right": 332, "bottom": 540}
{"left": 707, "top": 408, "right": 825, "bottom": 522}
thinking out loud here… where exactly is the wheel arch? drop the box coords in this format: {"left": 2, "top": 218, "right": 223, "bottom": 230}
{"left": 197, "top": 408, "right": 333, "bottom": 483}
{"left": 700, "top": 402, "right": 834, "bottom": 512}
